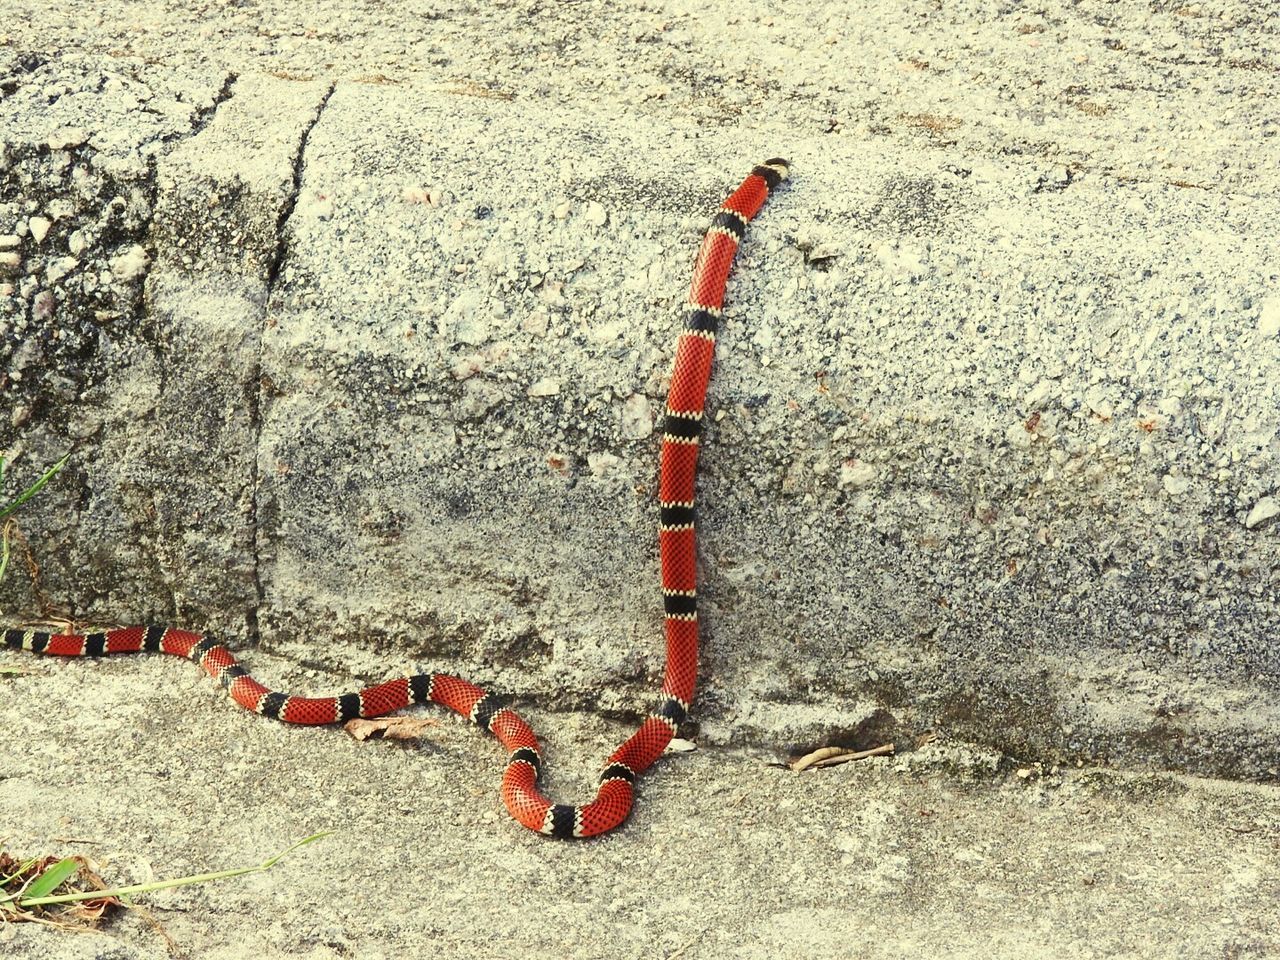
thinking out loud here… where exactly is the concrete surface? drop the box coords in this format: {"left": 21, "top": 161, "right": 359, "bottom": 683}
{"left": 1, "top": 653, "right": 1278, "bottom": 958}
{"left": 0, "top": 1, "right": 1276, "bottom": 956}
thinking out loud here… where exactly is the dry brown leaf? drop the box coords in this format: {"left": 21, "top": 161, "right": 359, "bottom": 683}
{"left": 344, "top": 716, "right": 441, "bottom": 742}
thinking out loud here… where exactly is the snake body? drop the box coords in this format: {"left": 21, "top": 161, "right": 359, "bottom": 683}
{"left": 4, "top": 158, "right": 790, "bottom": 838}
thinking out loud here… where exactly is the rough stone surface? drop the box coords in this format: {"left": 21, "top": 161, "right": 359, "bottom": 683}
{"left": 0, "top": 2, "right": 1276, "bottom": 954}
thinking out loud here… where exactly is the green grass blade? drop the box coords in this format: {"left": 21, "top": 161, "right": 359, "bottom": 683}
{"left": 0, "top": 452, "right": 70, "bottom": 523}
{"left": 22, "top": 858, "right": 80, "bottom": 900}
{"left": 10, "top": 831, "right": 332, "bottom": 908}
{"left": 258, "top": 831, "right": 331, "bottom": 868}
{"left": 0, "top": 856, "right": 39, "bottom": 888}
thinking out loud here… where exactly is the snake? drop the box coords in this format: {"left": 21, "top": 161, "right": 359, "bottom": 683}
{"left": 3, "top": 158, "right": 790, "bottom": 838}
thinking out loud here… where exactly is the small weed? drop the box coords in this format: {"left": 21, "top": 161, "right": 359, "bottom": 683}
{"left": 0, "top": 832, "right": 330, "bottom": 930}
{"left": 0, "top": 852, "right": 115, "bottom": 928}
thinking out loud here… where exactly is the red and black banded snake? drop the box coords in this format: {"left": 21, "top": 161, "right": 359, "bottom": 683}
{"left": 4, "top": 158, "right": 790, "bottom": 838}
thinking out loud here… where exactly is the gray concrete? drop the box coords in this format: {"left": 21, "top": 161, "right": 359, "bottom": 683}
{"left": 1, "top": 654, "right": 1278, "bottom": 958}
{"left": 0, "top": 1, "right": 1276, "bottom": 955}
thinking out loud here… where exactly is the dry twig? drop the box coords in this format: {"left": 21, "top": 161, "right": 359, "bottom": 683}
{"left": 791, "top": 742, "right": 895, "bottom": 772}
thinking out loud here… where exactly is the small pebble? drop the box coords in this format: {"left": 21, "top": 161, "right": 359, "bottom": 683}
{"left": 0, "top": 251, "right": 20, "bottom": 273}
{"left": 110, "top": 244, "right": 150, "bottom": 280}
{"left": 583, "top": 201, "right": 607, "bottom": 227}
{"left": 28, "top": 216, "right": 52, "bottom": 244}
{"left": 527, "top": 377, "right": 560, "bottom": 397}
{"left": 1163, "top": 474, "right": 1191, "bottom": 496}
{"left": 540, "top": 279, "right": 565, "bottom": 306}
{"left": 32, "top": 290, "right": 55, "bottom": 321}
{"left": 1260, "top": 296, "right": 1280, "bottom": 337}
{"left": 46, "top": 257, "right": 78, "bottom": 284}
{"left": 458, "top": 379, "right": 504, "bottom": 418}
{"left": 839, "top": 459, "right": 877, "bottom": 489}
{"left": 521, "top": 309, "right": 549, "bottom": 337}
{"left": 450, "top": 354, "right": 485, "bottom": 381}
{"left": 620, "top": 393, "right": 653, "bottom": 440}
{"left": 9, "top": 337, "right": 43, "bottom": 371}
{"left": 587, "top": 452, "right": 620, "bottom": 477}
{"left": 1245, "top": 496, "right": 1278, "bottom": 530}
{"left": 0, "top": 234, "right": 18, "bottom": 249}
{"left": 1006, "top": 419, "right": 1034, "bottom": 448}
{"left": 47, "top": 126, "right": 89, "bottom": 150}
{"left": 1024, "top": 379, "right": 1054, "bottom": 407}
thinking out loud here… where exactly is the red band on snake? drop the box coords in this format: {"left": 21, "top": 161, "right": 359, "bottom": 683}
{"left": 5, "top": 159, "right": 790, "bottom": 838}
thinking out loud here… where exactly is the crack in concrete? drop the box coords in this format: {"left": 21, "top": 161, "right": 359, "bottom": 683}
{"left": 152, "top": 69, "right": 239, "bottom": 397}
{"left": 264, "top": 82, "right": 338, "bottom": 291}
{"left": 168, "top": 70, "right": 240, "bottom": 147}
{"left": 246, "top": 80, "right": 338, "bottom": 647}
{"left": 137, "top": 70, "right": 240, "bottom": 389}
{"left": 133, "top": 70, "right": 240, "bottom": 624}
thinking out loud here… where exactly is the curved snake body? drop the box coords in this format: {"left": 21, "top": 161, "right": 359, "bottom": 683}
{"left": 4, "top": 159, "right": 790, "bottom": 838}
